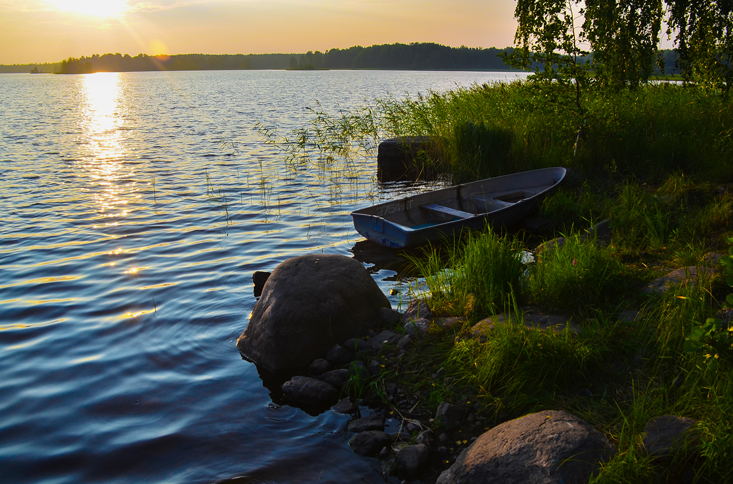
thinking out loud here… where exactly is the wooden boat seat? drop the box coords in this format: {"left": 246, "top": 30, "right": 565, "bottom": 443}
{"left": 420, "top": 203, "right": 474, "bottom": 219}
{"left": 470, "top": 192, "right": 533, "bottom": 212}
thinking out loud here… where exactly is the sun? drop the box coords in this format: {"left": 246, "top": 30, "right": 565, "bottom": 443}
{"left": 46, "top": 0, "right": 128, "bottom": 18}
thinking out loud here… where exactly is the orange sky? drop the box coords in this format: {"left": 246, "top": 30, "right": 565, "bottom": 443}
{"left": 0, "top": 0, "right": 520, "bottom": 64}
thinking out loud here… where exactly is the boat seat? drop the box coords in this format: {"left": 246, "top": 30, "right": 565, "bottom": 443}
{"left": 420, "top": 203, "right": 474, "bottom": 219}
{"left": 470, "top": 194, "right": 515, "bottom": 212}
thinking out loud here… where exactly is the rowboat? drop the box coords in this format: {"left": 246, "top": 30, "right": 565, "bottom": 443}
{"left": 351, "top": 167, "right": 567, "bottom": 248}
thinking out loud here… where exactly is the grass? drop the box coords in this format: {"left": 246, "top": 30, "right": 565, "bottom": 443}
{"left": 267, "top": 79, "right": 733, "bottom": 481}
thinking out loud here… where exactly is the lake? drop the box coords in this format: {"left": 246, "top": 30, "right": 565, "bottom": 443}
{"left": 0, "top": 69, "right": 528, "bottom": 484}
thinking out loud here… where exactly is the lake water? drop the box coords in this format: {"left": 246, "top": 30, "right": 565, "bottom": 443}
{"left": 0, "top": 69, "right": 528, "bottom": 484}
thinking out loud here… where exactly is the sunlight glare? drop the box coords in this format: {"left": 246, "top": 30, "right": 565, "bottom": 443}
{"left": 46, "top": 0, "right": 127, "bottom": 18}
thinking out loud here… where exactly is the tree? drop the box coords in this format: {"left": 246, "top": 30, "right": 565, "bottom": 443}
{"left": 667, "top": 0, "right": 733, "bottom": 92}
{"left": 507, "top": 0, "right": 733, "bottom": 91}
{"left": 584, "top": 0, "right": 664, "bottom": 88}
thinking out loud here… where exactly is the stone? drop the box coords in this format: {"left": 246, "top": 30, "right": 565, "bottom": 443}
{"left": 403, "top": 318, "right": 431, "bottom": 336}
{"left": 252, "top": 271, "right": 271, "bottom": 298}
{"left": 436, "top": 410, "right": 616, "bottom": 484}
{"left": 395, "top": 444, "right": 430, "bottom": 480}
{"left": 377, "top": 136, "right": 437, "bottom": 182}
{"left": 281, "top": 376, "right": 338, "bottom": 406}
{"left": 343, "top": 338, "right": 370, "bottom": 354}
{"left": 397, "top": 334, "right": 414, "bottom": 350}
{"left": 435, "top": 402, "right": 466, "bottom": 431}
{"left": 368, "top": 359, "right": 382, "bottom": 376}
{"left": 347, "top": 414, "right": 385, "bottom": 433}
{"left": 349, "top": 430, "right": 392, "bottom": 457}
{"left": 643, "top": 415, "right": 699, "bottom": 457}
{"left": 326, "top": 344, "right": 355, "bottom": 364}
{"left": 237, "top": 254, "right": 390, "bottom": 373}
{"left": 416, "top": 429, "right": 432, "bottom": 448}
{"left": 703, "top": 251, "right": 726, "bottom": 267}
{"left": 308, "top": 358, "right": 332, "bottom": 376}
{"left": 471, "top": 310, "right": 580, "bottom": 341}
{"left": 402, "top": 299, "right": 433, "bottom": 323}
{"left": 318, "top": 368, "right": 350, "bottom": 387}
{"left": 535, "top": 219, "right": 611, "bottom": 256}
{"left": 644, "top": 266, "right": 715, "bottom": 294}
{"left": 434, "top": 317, "right": 464, "bottom": 329}
{"left": 332, "top": 397, "right": 358, "bottom": 414}
{"left": 380, "top": 307, "right": 402, "bottom": 326}
{"left": 367, "top": 330, "right": 402, "bottom": 352}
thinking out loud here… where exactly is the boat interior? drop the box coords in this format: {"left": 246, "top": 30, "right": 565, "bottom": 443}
{"left": 388, "top": 189, "right": 539, "bottom": 229}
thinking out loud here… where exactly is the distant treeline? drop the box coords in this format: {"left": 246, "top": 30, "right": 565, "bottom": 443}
{"left": 0, "top": 42, "right": 683, "bottom": 74}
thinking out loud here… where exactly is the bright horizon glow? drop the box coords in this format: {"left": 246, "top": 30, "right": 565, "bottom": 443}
{"left": 0, "top": 0, "right": 521, "bottom": 65}
{"left": 44, "top": 0, "right": 128, "bottom": 18}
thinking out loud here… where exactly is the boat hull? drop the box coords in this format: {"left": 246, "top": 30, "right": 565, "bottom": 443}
{"left": 351, "top": 167, "right": 566, "bottom": 248}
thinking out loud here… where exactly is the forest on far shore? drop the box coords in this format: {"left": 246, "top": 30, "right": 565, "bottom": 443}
{"left": 0, "top": 42, "right": 682, "bottom": 75}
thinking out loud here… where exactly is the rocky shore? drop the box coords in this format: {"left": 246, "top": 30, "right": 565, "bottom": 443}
{"left": 238, "top": 246, "right": 723, "bottom": 483}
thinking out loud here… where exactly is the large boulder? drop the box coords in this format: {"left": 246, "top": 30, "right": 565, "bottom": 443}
{"left": 437, "top": 410, "right": 616, "bottom": 484}
{"left": 237, "top": 254, "right": 390, "bottom": 373}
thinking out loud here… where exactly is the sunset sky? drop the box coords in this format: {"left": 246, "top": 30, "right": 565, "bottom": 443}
{"left": 0, "top": 0, "right": 519, "bottom": 65}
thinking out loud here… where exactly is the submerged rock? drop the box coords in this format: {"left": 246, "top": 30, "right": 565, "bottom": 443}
{"left": 237, "top": 254, "right": 390, "bottom": 373}
{"left": 349, "top": 430, "right": 392, "bottom": 457}
{"left": 395, "top": 444, "right": 430, "bottom": 480}
{"left": 281, "top": 376, "right": 338, "bottom": 406}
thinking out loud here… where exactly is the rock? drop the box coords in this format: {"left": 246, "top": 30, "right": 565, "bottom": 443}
{"left": 377, "top": 136, "right": 437, "bottom": 182}
{"left": 471, "top": 309, "right": 580, "bottom": 341}
{"left": 348, "top": 414, "right": 385, "bottom": 433}
{"left": 402, "top": 299, "right": 433, "bottom": 323}
{"left": 644, "top": 266, "right": 715, "bottom": 294}
{"left": 367, "top": 330, "right": 402, "bottom": 352}
{"left": 368, "top": 359, "right": 382, "bottom": 376}
{"left": 343, "top": 338, "right": 370, "bottom": 354}
{"left": 437, "top": 410, "right": 616, "bottom": 484}
{"left": 349, "top": 430, "right": 392, "bottom": 457}
{"left": 703, "top": 251, "right": 726, "bottom": 267}
{"left": 237, "top": 254, "right": 390, "bottom": 373}
{"left": 252, "top": 271, "right": 271, "bottom": 298}
{"left": 308, "top": 358, "right": 332, "bottom": 376}
{"left": 643, "top": 415, "right": 699, "bottom": 457}
{"left": 282, "top": 376, "right": 338, "bottom": 406}
{"left": 535, "top": 219, "right": 611, "bottom": 256}
{"left": 404, "top": 317, "right": 431, "bottom": 336}
{"left": 434, "top": 317, "right": 464, "bottom": 329}
{"left": 326, "top": 344, "right": 355, "bottom": 364}
{"left": 380, "top": 307, "right": 402, "bottom": 326}
{"left": 318, "top": 368, "right": 350, "bottom": 387}
{"left": 416, "top": 429, "right": 432, "bottom": 448}
{"left": 395, "top": 444, "right": 430, "bottom": 480}
{"left": 332, "top": 397, "right": 358, "bottom": 414}
{"left": 435, "top": 402, "right": 466, "bottom": 431}
{"left": 397, "top": 334, "right": 414, "bottom": 350}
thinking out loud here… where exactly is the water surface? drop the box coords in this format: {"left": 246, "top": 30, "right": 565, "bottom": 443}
{"left": 0, "top": 69, "right": 528, "bottom": 484}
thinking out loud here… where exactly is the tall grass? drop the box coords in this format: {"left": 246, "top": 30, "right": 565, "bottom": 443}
{"left": 265, "top": 82, "right": 733, "bottom": 185}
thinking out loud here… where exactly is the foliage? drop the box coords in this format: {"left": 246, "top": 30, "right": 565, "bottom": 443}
{"left": 408, "top": 226, "right": 526, "bottom": 318}
{"left": 684, "top": 238, "right": 733, "bottom": 363}
{"left": 528, "top": 234, "right": 630, "bottom": 316}
{"left": 507, "top": 0, "right": 733, "bottom": 91}
{"left": 667, "top": 0, "right": 733, "bottom": 92}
